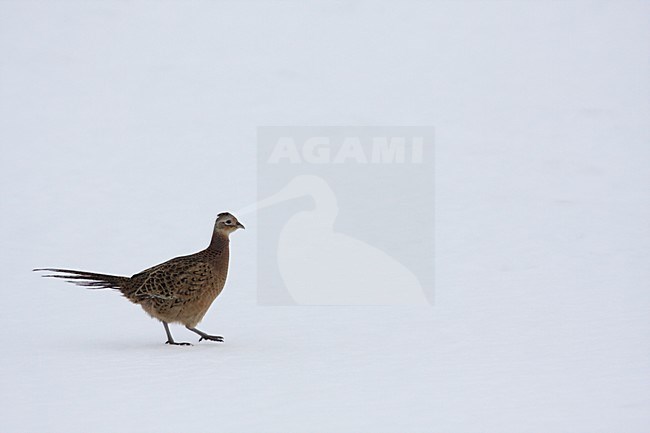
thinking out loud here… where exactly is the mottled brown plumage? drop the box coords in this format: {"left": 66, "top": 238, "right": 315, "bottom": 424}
{"left": 35, "top": 212, "right": 245, "bottom": 345}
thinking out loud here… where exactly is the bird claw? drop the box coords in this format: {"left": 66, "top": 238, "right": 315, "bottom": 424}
{"left": 199, "top": 335, "right": 224, "bottom": 343}
{"left": 166, "top": 341, "right": 192, "bottom": 346}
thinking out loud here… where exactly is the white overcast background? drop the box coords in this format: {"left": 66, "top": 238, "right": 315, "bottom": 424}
{"left": 0, "top": 1, "right": 648, "bottom": 432}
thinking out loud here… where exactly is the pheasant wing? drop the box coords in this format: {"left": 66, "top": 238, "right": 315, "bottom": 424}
{"left": 129, "top": 257, "right": 213, "bottom": 301}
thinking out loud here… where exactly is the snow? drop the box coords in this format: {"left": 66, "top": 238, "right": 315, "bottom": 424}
{"left": 1, "top": 1, "right": 649, "bottom": 432}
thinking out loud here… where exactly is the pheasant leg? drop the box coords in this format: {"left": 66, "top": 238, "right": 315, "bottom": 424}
{"left": 163, "top": 322, "right": 191, "bottom": 346}
{"left": 186, "top": 326, "right": 224, "bottom": 342}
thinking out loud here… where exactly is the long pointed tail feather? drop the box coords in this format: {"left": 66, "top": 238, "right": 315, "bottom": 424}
{"left": 33, "top": 268, "right": 129, "bottom": 290}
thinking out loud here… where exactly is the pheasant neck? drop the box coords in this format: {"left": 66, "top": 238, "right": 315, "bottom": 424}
{"left": 208, "top": 231, "right": 230, "bottom": 253}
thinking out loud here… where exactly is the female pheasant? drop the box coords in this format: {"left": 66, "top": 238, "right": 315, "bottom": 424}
{"left": 35, "top": 212, "right": 244, "bottom": 345}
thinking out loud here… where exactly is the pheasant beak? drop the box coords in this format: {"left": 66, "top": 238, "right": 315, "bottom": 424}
{"left": 236, "top": 222, "right": 245, "bottom": 229}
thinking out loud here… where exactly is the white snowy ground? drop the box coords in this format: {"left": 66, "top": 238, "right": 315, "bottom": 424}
{"left": 1, "top": 1, "right": 648, "bottom": 432}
